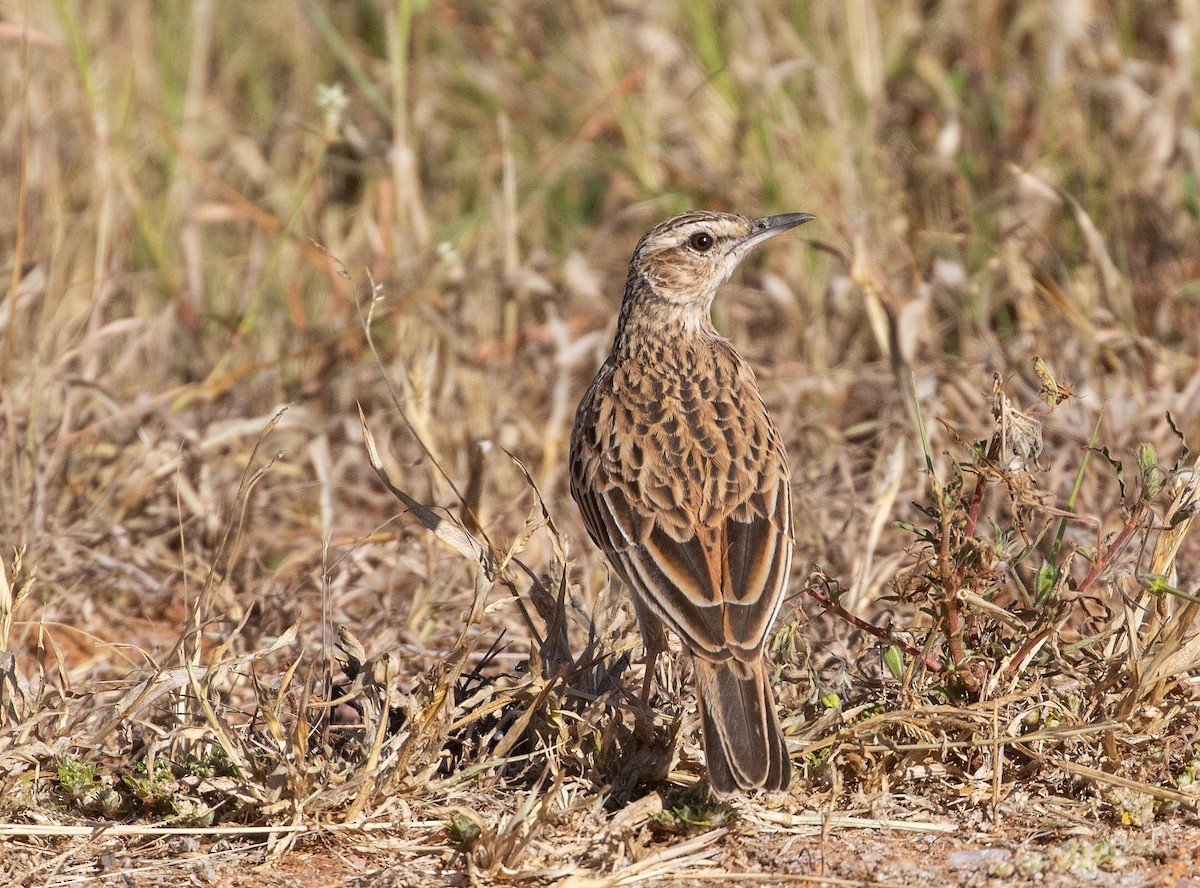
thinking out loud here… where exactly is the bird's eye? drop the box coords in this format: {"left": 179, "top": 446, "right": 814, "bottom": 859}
{"left": 689, "top": 232, "right": 714, "bottom": 252}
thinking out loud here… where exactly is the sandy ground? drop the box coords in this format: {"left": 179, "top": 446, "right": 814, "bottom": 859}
{"left": 9, "top": 810, "right": 1200, "bottom": 887}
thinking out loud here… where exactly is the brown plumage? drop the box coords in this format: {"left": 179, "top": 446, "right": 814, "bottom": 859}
{"left": 569, "top": 210, "right": 813, "bottom": 794}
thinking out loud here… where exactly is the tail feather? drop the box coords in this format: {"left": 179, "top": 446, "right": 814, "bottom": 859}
{"left": 694, "top": 657, "right": 790, "bottom": 794}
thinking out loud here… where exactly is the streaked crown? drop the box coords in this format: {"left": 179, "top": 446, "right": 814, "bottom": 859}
{"left": 624, "top": 210, "right": 814, "bottom": 319}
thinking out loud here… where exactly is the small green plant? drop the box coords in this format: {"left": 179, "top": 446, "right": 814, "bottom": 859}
{"left": 648, "top": 783, "right": 734, "bottom": 838}
{"left": 166, "top": 795, "right": 217, "bottom": 827}
{"left": 56, "top": 756, "right": 100, "bottom": 804}
{"left": 1106, "top": 788, "right": 1156, "bottom": 828}
{"left": 444, "top": 812, "right": 484, "bottom": 853}
{"left": 170, "top": 746, "right": 240, "bottom": 781}
{"left": 56, "top": 756, "right": 122, "bottom": 817}
{"left": 865, "top": 363, "right": 1196, "bottom": 707}
{"left": 122, "top": 756, "right": 177, "bottom": 809}
{"left": 1050, "top": 836, "right": 1129, "bottom": 873}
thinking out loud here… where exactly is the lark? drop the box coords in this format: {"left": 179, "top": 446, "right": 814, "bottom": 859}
{"left": 570, "top": 210, "right": 813, "bottom": 794}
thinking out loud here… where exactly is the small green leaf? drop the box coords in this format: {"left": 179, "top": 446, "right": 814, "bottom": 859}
{"left": 1033, "top": 356, "right": 1062, "bottom": 406}
{"left": 1139, "top": 574, "right": 1200, "bottom": 604}
{"left": 1035, "top": 562, "right": 1060, "bottom": 604}
{"left": 884, "top": 645, "right": 905, "bottom": 680}
{"left": 1137, "top": 442, "right": 1165, "bottom": 499}
{"left": 895, "top": 521, "right": 936, "bottom": 543}
{"left": 1093, "top": 446, "right": 1127, "bottom": 499}
{"left": 445, "top": 813, "right": 483, "bottom": 850}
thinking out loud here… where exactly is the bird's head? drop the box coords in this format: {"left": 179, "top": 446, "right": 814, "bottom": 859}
{"left": 623, "top": 210, "right": 814, "bottom": 331}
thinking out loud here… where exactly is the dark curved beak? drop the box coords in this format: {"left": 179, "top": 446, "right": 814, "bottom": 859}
{"left": 740, "top": 212, "right": 816, "bottom": 252}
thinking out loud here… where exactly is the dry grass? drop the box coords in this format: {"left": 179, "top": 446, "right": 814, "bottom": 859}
{"left": 3, "top": 1, "right": 1200, "bottom": 884}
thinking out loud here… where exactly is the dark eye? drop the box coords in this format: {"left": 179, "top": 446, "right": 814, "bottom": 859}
{"left": 689, "top": 231, "right": 714, "bottom": 251}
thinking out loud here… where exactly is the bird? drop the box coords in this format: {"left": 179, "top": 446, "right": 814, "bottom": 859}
{"left": 569, "top": 209, "right": 813, "bottom": 794}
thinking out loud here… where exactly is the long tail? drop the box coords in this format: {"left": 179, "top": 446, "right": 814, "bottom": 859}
{"left": 693, "top": 656, "right": 790, "bottom": 794}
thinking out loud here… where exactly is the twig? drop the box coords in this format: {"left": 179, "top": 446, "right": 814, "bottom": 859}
{"left": 804, "top": 579, "right": 943, "bottom": 671}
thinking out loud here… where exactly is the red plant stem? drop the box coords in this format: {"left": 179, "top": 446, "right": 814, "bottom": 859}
{"left": 1074, "top": 505, "right": 1147, "bottom": 595}
{"left": 997, "top": 619, "right": 1057, "bottom": 677}
{"left": 938, "top": 493, "right": 968, "bottom": 673}
{"left": 964, "top": 432, "right": 1000, "bottom": 540}
{"left": 964, "top": 473, "right": 987, "bottom": 541}
{"left": 947, "top": 433, "right": 1002, "bottom": 672}
{"left": 806, "top": 585, "right": 945, "bottom": 671}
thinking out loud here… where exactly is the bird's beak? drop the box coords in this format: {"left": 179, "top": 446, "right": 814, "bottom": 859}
{"left": 739, "top": 212, "right": 815, "bottom": 252}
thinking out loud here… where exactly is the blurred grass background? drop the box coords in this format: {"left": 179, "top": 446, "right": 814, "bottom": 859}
{"left": 4, "top": 0, "right": 1196, "bottom": 656}
{"left": 2, "top": 0, "right": 1200, "bottom": 863}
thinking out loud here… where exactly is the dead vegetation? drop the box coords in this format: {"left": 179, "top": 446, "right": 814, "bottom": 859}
{"left": 3, "top": 1, "right": 1200, "bottom": 885}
